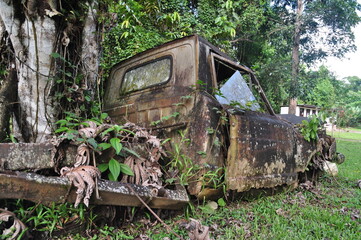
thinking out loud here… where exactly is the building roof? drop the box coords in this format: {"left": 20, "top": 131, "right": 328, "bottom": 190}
{"left": 281, "top": 104, "right": 320, "bottom": 109}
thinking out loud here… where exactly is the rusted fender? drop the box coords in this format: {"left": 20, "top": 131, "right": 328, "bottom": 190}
{"left": 0, "top": 172, "right": 189, "bottom": 210}
{"left": 0, "top": 142, "right": 76, "bottom": 171}
{"left": 226, "top": 111, "right": 316, "bottom": 192}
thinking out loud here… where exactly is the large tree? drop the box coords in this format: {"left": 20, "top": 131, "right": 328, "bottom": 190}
{"left": 271, "top": 0, "right": 361, "bottom": 114}
{"left": 0, "top": 0, "right": 100, "bottom": 142}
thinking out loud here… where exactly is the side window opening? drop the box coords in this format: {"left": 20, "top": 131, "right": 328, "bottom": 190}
{"left": 212, "top": 56, "right": 262, "bottom": 112}
{"left": 120, "top": 56, "right": 172, "bottom": 94}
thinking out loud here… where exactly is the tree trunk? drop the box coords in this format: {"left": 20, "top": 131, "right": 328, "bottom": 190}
{"left": 289, "top": 0, "right": 304, "bottom": 115}
{"left": 0, "top": 0, "right": 100, "bottom": 143}
{"left": 0, "top": 19, "right": 17, "bottom": 142}
{"left": 81, "top": 1, "right": 100, "bottom": 104}
{"left": 0, "top": 0, "right": 57, "bottom": 142}
{"left": 0, "top": 67, "right": 17, "bottom": 142}
{"left": 288, "top": 98, "right": 298, "bottom": 116}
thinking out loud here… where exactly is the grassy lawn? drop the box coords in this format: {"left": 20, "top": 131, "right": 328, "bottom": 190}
{"left": 327, "top": 130, "right": 361, "bottom": 141}
{"left": 152, "top": 132, "right": 361, "bottom": 239}
{"left": 337, "top": 139, "right": 361, "bottom": 180}
{"left": 347, "top": 126, "right": 361, "bottom": 132}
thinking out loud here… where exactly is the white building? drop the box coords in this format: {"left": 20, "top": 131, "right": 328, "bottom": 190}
{"left": 280, "top": 104, "right": 320, "bottom": 117}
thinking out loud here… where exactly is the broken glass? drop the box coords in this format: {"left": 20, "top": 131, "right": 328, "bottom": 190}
{"left": 215, "top": 71, "right": 260, "bottom": 111}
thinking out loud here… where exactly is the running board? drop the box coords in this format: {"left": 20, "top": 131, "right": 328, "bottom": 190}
{"left": 0, "top": 172, "right": 189, "bottom": 210}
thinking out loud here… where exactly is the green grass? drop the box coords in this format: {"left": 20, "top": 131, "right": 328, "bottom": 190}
{"left": 337, "top": 139, "right": 361, "bottom": 180}
{"left": 143, "top": 132, "right": 361, "bottom": 239}
{"left": 327, "top": 130, "right": 361, "bottom": 140}
{"left": 347, "top": 126, "right": 361, "bottom": 131}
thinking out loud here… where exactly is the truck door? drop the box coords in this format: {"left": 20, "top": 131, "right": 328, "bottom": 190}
{"left": 209, "top": 53, "right": 302, "bottom": 192}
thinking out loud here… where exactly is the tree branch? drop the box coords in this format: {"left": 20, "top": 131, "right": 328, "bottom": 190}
{"left": 230, "top": 38, "right": 254, "bottom": 43}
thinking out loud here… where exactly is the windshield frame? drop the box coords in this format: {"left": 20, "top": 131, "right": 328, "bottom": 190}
{"left": 209, "top": 52, "right": 276, "bottom": 115}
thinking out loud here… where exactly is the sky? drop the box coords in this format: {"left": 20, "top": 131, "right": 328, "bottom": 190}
{"left": 319, "top": 1, "right": 361, "bottom": 80}
{"left": 321, "top": 23, "right": 361, "bottom": 79}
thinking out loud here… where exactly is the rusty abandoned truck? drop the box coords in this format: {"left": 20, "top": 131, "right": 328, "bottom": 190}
{"left": 0, "top": 35, "right": 338, "bottom": 209}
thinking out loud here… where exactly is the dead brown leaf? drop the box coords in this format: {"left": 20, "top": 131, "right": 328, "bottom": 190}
{"left": 78, "top": 127, "right": 96, "bottom": 138}
{"left": 179, "top": 218, "right": 211, "bottom": 240}
{"left": 276, "top": 208, "right": 290, "bottom": 218}
{"left": 340, "top": 207, "right": 360, "bottom": 221}
{"left": 299, "top": 180, "right": 313, "bottom": 191}
{"left": 121, "top": 155, "right": 163, "bottom": 189}
{"left": 134, "top": 234, "right": 151, "bottom": 240}
{"left": 55, "top": 120, "right": 167, "bottom": 192}
{"left": 75, "top": 143, "right": 91, "bottom": 167}
{"left": 0, "top": 208, "right": 27, "bottom": 239}
{"left": 60, "top": 166, "right": 101, "bottom": 207}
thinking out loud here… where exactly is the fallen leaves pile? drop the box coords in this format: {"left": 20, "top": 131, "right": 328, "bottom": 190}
{"left": 56, "top": 121, "right": 167, "bottom": 207}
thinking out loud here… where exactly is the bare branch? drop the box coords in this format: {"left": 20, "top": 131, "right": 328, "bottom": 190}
{"left": 126, "top": 184, "right": 183, "bottom": 240}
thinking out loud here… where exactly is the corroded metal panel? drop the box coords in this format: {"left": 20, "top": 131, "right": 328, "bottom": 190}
{"left": 0, "top": 172, "right": 189, "bottom": 210}
{"left": 184, "top": 93, "right": 226, "bottom": 196}
{"left": 226, "top": 112, "right": 315, "bottom": 192}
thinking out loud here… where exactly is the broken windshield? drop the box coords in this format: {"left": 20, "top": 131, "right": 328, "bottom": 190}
{"left": 210, "top": 53, "right": 264, "bottom": 111}
{"left": 215, "top": 71, "right": 260, "bottom": 111}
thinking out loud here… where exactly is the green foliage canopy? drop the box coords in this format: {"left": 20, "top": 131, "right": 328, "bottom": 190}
{"left": 97, "top": 0, "right": 360, "bottom": 126}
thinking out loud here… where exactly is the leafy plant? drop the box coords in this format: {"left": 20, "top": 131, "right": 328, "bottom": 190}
{"left": 212, "top": 107, "right": 228, "bottom": 123}
{"left": 54, "top": 111, "right": 109, "bottom": 141}
{"left": 166, "top": 130, "right": 200, "bottom": 186}
{"left": 14, "top": 202, "right": 86, "bottom": 235}
{"left": 299, "top": 115, "right": 321, "bottom": 142}
{"left": 55, "top": 114, "right": 136, "bottom": 182}
{"left": 97, "top": 225, "right": 134, "bottom": 239}
{"left": 98, "top": 158, "right": 134, "bottom": 181}
{"left": 51, "top": 50, "right": 102, "bottom": 126}
{"left": 201, "top": 167, "right": 225, "bottom": 190}
{"left": 217, "top": 197, "right": 226, "bottom": 207}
